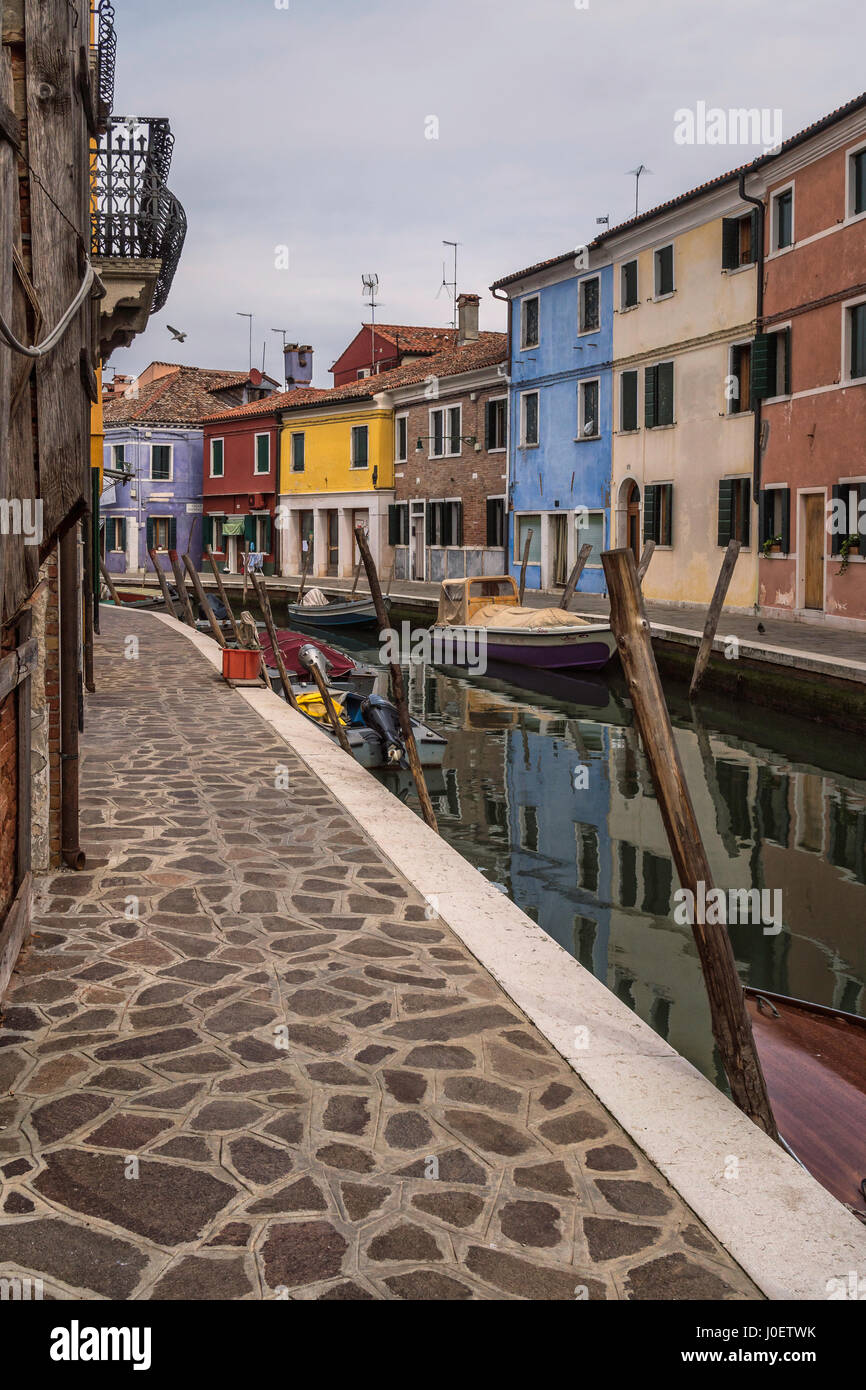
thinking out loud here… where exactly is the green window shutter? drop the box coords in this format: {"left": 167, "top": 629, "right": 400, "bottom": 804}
{"left": 118, "top": 518, "right": 127, "bottom": 551}
{"left": 243, "top": 514, "right": 256, "bottom": 543}
{"left": 455, "top": 502, "right": 464, "bottom": 547}
{"left": 749, "top": 209, "right": 760, "bottom": 263}
{"left": 780, "top": 488, "right": 791, "bottom": 553}
{"left": 622, "top": 260, "right": 637, "bottom": 307}
{"left": 657, "top": 361, "right": 674, "bottom": 425}
{"left": 740, "top": 480, "right": 751, "bottom": 546}
{"left": 663, "top": 485, "right": 673, "bottom": 546}
{"left": 168, "top": 516, "right": 177, "bottom": 550}
{"left": 782, "top": 328, "right": 791, "bottom": 395}
{"left": 621, "top": 371, "right": 638, "bottom": 431}
{"left": 751, "top": 334, "right": 775, "bottom": 399}
{"left": 758, "top": 489, "right": 769, "bottom": 546}
{"left": 486, "top": 498, "right": 499, "bottom": 546}
{"left": 721, "top": 218, "right": 739, "bottom": 270}
{"left": 388, "top": 504, "right": 400, "bottom": 546}
{"left": 263, "top": 515, "right": 272, "bottom": 553}
{"left": 425, "top": 505, "right": 434, "bottom": 545}
{"left": 484, "top": 401, "right": 493, "bottom": 450}
{"left": 643, "top": 485, "right": 657, "bottom": 543}
{"left": 831, "top": 485, "right": 845, "bottom": 555}
{"left": 718, "top": 479, "right": 734, "bottom": 546}
{"left": 441, "top": 504, "right": 452, "bottom": 547}
{"left": 644, "top": 365, "right": 657, "bottom": 429}
{"left": 145, "top": 516, "right": 154, "bottom": 551}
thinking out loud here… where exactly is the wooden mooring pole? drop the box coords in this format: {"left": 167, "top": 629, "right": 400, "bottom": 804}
{"left": 98, "top": 557, "right": 122, "bottom": 608}
{"left": 148, "top": 550, "right": 179, "bottom": 620}
{"left": 689, "top": 539, "right": 741, "bottom": 701}
{"left": 183, "top": 553, "right": 225, "bottom": 647}
{"left": 204, "top": 547, "right": 241, "bottom": 643}
{"left": 354, "top": 525, "right": 438, "bottom": 833}
{"left": 250, "top": 570, "right": 300, "bottom": 712}
{"left": 297, "top": 546, "right": 310, "bottom": 603}
{"left": 601, "top": 546, "right": 778, "bottom": 1140}
{"left": 518, "top": 530, "right": 533, "bottom": 604}
{"left": 560, "top": 542, "right": 593, "bottom": 610}
{"left": 168, "top": 550, "right": 197, "bottom": 628}
{"left": 637, "top": 540, "right": 655, "bottom": 585}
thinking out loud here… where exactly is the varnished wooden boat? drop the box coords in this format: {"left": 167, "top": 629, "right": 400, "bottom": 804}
{"left": 744, "top": 986, "right": 866, "bottom": 1218}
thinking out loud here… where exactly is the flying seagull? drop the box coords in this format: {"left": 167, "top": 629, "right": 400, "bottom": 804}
{"left": 166, "top": 325, "right": 187, "bottom": 343}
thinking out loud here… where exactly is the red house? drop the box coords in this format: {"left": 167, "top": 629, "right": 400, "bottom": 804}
{"left": 330, "top": 323, "right": 459, "bottom": 386}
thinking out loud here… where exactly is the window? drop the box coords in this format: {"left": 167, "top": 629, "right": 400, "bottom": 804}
{"left": 426, "top": 499, "right": 463, "bottom": 546}
{"left": 209, "top": 438, "right": 224, "bottom": 478}
{"left": 654, "top": 244, "right": 674, "bottom": 297}
{"left": 578, "top": 378, "right": 600, "bottom": 438}
{"left": 519, "top": 805, "right": 539, "bottom": 852}
{"left": 350, "top": 425, "right": 369, "bottom": 468}
{"left": 395, "top": 414, "right": 408, "bottom": 462}
{"left": 721, "top": 211, "right": 759, "bottom": 269}
{"left": 576, "top": 509, "right": 605, "bottom": 567}
{"left": 772, "top": 187, "right": 793, "bottom": 250}
{"left": 644, "top": 361, "right": 674, "bottom": 427}
{"left": 830, "top": 482, "right": 866, "bottom": 555}
{"left": 520, "top": 391, "right": 539, "bottom": 447}
{"left": 147, "top": 515, "right": 175, "bottom": 551}
{"left": 207, "top": 515, "right": 225, "bottom": 551}
{"left": 150, "top": 444, "right": 171, "bottom": 481}
{"left": 643, "top": 483, "right": 673, "bottom": 546}
{"left": 252, "top": 514, "right": 272, "bottom": 552}
{"left": 105, "top": 516, "right": 126, "bottom": 551}
{"left": 621, "top": 260, "right": 638, "bottom": 309}
{"left": 728, "top": 342, "right": 752, "bottom": 414}
{"left": 514, "top": 513, "right": 541, "bottom": 564}
{"left": 429, "top": 405, "right": 461, "bottom": 458}
{"left": 576, "top": 824, "right": 599, "bottom": 894}
{"left": 620, "top": 370, "right": 639, "bottom": 431}
{"left": 485, "top": 397, "right": 507, "bottom": 450}
{"left": 254, "top": 433, "right": 270, "bottom": 474}
{"left": 642, "top": 851, "right": 673, "bottom": 916}
{"left": 291, "top": 432, "right": 305, "bottom": 472}
{"left": 112, "top": 443, "right": 126, "bottom": 471}
{"left": 388, "top": 502, "right": 410, "bottom": 546}
{"left": 520, "top": 295, "right": 539, "bottom": 349}
{"left": 850, "top": 148, "right": 866, "bottom": 217}
{"left": 718, "top": 477, "right": 751, "bottom": 546}
{"left": 357, "top": 367, "right": 371, "bottom": 380}
{"left": 579, "top": 276, "right": 600, "bottom": 333}
{"left": 486, "top": 496, "right": 506, "bottom": 547}
{"left": 848, "top": 303, "right": 866, "bottom": 380}
{"left": 751, "top": 328, "right": 791, "bottom": 398}
{"left": 759, "top": 486, "right": 790, "bottom": 553}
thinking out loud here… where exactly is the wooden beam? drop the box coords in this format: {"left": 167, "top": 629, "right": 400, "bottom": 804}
{"left": 689, "top": 539, "right": 741, "bottom": 701}
{"left": 518, "top": 529, "right": 533, "bottom": 604}
{"left": 167, "top": 550, "right": 197, "bottom": 628}
{"left": 98, "top": 557, "right": 122, "bottom": 608}
{"left": 637, "top": 540, "right": 655, "bottom": 584}
{"left": 297, "top": 545, "right": 310, "bottom": 602}
{"left": 303, "top": 653, "right": 353, "bottom": 755}
{"left": 560, "top": 542, "right": 593, "bottom": 610}
{"left": 204, "top": 547, "right": 241, "bottom": 643}
{"left": 601, "top": 546, "right": 778, "bottom": 1140}
{"left": 0, "top": 638, "right": 38, "bottom": 703}
{"left": 149, "top": 550, "right": 178, "bottom": 620}
{"left": 15, "top": 610, "right": 32, "bottom": 889}
{"left": 0, "top": 873, "right": 31, "bottom": 1002}
{"left": 354, "top": 525, "right": 438, "bottom": 833}
{"left": 183, "top": 553, "right": 226, "bottom": 647}
{"left": 250, "top": 569, "right": 299, "bottom": 711}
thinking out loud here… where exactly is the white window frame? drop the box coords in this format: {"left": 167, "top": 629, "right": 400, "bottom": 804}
{"left": 520, "top": 294, "right": 540, "bottom": 350}
{"left": 251, "top": 512, "right": 270, "bottom": 551}
{"left": 209, "top": 437, "right": 224, "bottom": 479}
{"left": 254, "top": 432, "right": 271, "bottom": 475}
{"left": 150, "top": 514, "right": 172, "bottom": 551}
{"left": 486, "top": 395, "right": 508, "bottom": 452}
{"left": 845, "top": 140, "right": 866, "bottom": 223}
{"left": 577, "top": 377, "right": 601, "bottom": 440}
{"left": 112, "top": 443, "right": 127, "bottom": 472}
{"left": 513, "top": 511, "right": 541, "bottom": 564}
{"left": 653, "top": 243, "right": 675, "bottom": 300}
{"left": 519, "top": 390, "right": 539, "bottom": 448}
{"left": 618, "top": 369, "right": 640, "bottom": 433}
{"left": 769, "top": 182, "right": 795, "bottom": 255}
{"left": 428, "top": 404, "right": 462, "bottom": 459}
{"left": 395, "top": 413, "right": 408, "bottom": 462}
{"left": 208, "top": 513, "right": 226, "bottom": 553}
{"left": 620, "top": 259, "right": 639, "bottom": 312}
{"left": 578, "top": 274, "right": 601, "bottom": 335}
{"left": 149, "top": 443, "right": 173, "bottom": 482}
{"left": 762, "top": 322, "right": 792, "bottom": 403}
{"left": 106, "top": 516, "right": 125, "bottom": 552}
{"left": 350, "top": 424, "right": 369, "bottom": 469}
{"left": 576, "top": 508, "right": 605, "bottom": 568}
{"left": 842, "top": 293, "right": 866, "bottom": 384}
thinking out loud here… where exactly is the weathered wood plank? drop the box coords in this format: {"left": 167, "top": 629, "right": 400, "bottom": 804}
{"left": 560, "top": 542, "right": 593, "bottom": 610}
{"left": 518, "top": 529, "right": 532, "bottom": 605}
{"left": 0, "top": 872, "right": 31, "bottom": 1000}
{"left": 689, "top": 539, "right": 741, "bottom": 700}
{"left": 183, "top": 552, "right": 225, "bottom": 647}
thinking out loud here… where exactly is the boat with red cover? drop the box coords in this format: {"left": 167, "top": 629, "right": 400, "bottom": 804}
{"left": 258, "top": 628, "right": 377, "bottom": 697}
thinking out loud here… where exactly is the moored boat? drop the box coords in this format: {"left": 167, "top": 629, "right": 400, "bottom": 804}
{"left": 286, "top": 589, "right": 390, "bottom": 629}
{"left": 293, "top": 687, "right": 446, "bottom": 770}
{"left": 260, "top": 629, "right": 377, "bottom": 697}
{"left": 433, "top": 576, "right": 616, "bottom": 671}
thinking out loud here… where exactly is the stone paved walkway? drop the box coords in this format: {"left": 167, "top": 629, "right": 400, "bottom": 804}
{"left": 0, "top": 609, "right": 760, "bottom": 1300}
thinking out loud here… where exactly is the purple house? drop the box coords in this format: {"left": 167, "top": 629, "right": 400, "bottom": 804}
{"left": 101, "top": 363, "right": 279, "bottom": 574}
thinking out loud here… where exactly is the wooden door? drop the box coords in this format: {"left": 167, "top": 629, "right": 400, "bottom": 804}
{"left": 552, "top": 514, "right": 568, "bottom": 586}
{"left": 803, "top": 494, "right": 824, "bottom": 610}
{"left": 626, "top": 482, "right": 641, "bottom": 560}
{"left": 327, "top": 511, "right": 339, "bottom": 576}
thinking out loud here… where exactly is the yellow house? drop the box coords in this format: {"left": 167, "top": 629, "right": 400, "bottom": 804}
{"left": 277, "top": 382, "right": 395, "bottom": 577}
{"left": 609, "top": 187, "right": 759, "bottom": 610}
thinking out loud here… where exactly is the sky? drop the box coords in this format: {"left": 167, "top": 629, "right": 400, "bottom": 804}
{"left": 109, "top": 0, "right": 866, "bottom": 388}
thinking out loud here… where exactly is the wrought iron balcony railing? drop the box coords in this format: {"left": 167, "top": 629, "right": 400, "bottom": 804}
{"left": 90, "top": 1, "right": 117, "bottom": 130}
{"left": 92, "top": 116, "right": 187, "bottom": 314}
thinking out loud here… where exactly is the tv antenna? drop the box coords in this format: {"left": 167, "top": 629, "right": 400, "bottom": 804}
{"left": 272, "top": 328, "right": 288, "bottom": 387}
{"left": 439, "top": 240, "right": 460, "bottom": 328}
{"left": 362, "top": 273, "right": 381, "bottom": 373}
{"left": 626, "top": 165, "right": 652, "bottom": 218}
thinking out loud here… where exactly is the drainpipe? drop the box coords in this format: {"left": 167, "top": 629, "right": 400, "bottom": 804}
{"left": 492, "top": 285, "right": 512, "bottom": 573}
{"left": 739, "top": 172, "right": 766, "bottom": 614}
{"left": 59, "top": 522, "right": 85, "bottom": 870}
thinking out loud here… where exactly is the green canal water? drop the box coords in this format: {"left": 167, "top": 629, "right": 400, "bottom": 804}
{"left": 268, "top": 608, "right": 866, "bottom": 1090}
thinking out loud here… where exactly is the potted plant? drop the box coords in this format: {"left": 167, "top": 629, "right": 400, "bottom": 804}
{"left": 761, "top": 534, "right": 782, "bottom": 557}
{"left": 837, "top": 534, "right": 860, "bottom": 575}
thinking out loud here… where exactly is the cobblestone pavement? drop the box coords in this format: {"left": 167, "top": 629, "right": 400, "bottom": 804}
{"left": 0, "top": 609, "right": 761, "bottom": 1300}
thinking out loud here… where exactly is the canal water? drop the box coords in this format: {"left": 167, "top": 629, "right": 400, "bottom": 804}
{"left": 270, "top": 607, "right": 866, "bottom": 1090}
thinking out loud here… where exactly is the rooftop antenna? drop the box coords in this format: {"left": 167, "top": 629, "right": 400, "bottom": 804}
{"left": 236, "top": 311, "right": 253, "bottom": 372}
{"left": 271, "top": 328, "right": 288, "bottom": 388}
{"left": 596, "top": 214, "right": 610, "bottom": 227}
{"left": 626, "top": 165, "right": 652, "bottom": 218}
{"left": 362, "top": 273, "right": 380, "bottom": 373}
{"left": 440, "top": 240, "right": 460, "bottom": 328}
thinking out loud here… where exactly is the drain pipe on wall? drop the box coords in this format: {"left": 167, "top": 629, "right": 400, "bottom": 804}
{"left": 491, "top": 285, "right": 512, "bottom": 574}
{"left": 739, "top": 171, "right": 766, "bottom": 614}
{"left": 59, "top": 523, "right": 85, "bottom": 870}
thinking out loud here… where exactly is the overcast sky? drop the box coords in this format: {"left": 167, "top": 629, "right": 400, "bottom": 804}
{"left": 111, "top": 0, "right": 865, "bottom": 388}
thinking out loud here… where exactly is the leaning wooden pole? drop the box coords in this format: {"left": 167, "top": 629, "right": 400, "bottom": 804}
{"left": 168, "top": 549, "right": 197, "bottom": 628}
{"left": 250, "top": 570, "right": 299, "bottom": 711}
{"left": 297, "top": 546, "right": 310, "bottom": 603}
{"left": 305, "top": 659, "right": 353, "bottom": 755}
{"left": 350, "top": 555, "right": 363, "bottom": 600}
{"left": 637, "top": 539, "right": 656, "bottom": 584}
{"left": 601, "top": 547, "right": 778, "bottom": 1140}
{"left": 354, "top": 525, "right": 438, "bottom": 833}
{"left": 183, "top": 553, "right": 226, "bottom": 647}
{"left": 98, "top": 556, "right": 122, "bottom": 608}
{"left": 560, "top": 542, "right": 593, "bottom": 610}
{"left": 518, "top": 530, "right": 533, "bottom": 604}
{"left": 204, "top": 547, "right": 241, "bottom": 643}
{"left": 148, "top": 550, "right": 179, "bottom": 620}
{"left": 689, "top": 539, "right": 741, "bottom": 701}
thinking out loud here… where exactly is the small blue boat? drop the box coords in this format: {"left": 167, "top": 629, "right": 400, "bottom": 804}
{"left": 285, "top": 594, "right": 391, "bottom": 629}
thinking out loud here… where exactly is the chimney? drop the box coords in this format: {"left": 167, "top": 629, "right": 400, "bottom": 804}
{"left": 457, "top": 293, "right": 480, "bottom": 345}
{"left": 282, "top": 343, "right": 314, "bottom": 389}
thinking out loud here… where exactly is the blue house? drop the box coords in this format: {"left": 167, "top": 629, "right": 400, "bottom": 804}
{"left": 491, "top": 248, "right": 613, "bottom": 593}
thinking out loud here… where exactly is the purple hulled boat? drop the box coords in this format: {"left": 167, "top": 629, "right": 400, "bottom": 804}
{"left": 433, "top": 576, "right": 616, "bottom": 672}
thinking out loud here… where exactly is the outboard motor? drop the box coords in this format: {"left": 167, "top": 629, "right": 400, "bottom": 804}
{"left": 297, "top": 643, "right": 332, "bottom": 682}
{"left": 361, "top": 694, "right": 406, "bottom": 767}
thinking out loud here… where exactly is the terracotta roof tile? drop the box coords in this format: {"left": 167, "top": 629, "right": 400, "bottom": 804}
{"left": 103, "top": 365, "right": 273, "bottom": 427}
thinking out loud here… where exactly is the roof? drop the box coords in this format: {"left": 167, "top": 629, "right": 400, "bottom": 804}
{"left": 103, "top": 365, "right": 275, "bottom": 427}
{"left": 491, "top": 91, "right": 866, "bottom": 289}
{"left": 360, "top": 323, "right": 459, "bottom": 354}
{"left": 201, "top": 333, "right": 508, "bottom": 424}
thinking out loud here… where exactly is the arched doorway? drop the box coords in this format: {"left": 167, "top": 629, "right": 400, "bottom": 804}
{"left": 625, "top": 481, "right": 641, "bottom": 560}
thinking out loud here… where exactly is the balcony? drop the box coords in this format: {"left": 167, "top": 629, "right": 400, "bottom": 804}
{"left": 92, "top": 116, "right": 187, "bottom": 358}
{"left": 89, "top": 1, "right": 117, "bottom": 133}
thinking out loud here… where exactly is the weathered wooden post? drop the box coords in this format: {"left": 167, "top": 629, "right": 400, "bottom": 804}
{"left": 298, "top": 645, "right": 353, "bottom": 755}
{"left": 637, "top": 540, "right": 656, "bottom": 584}
{"left": 601, "top": 546, "right": 778, "bottom": 1140}
{"left": 689, "top": 539, "right": 741, "bottom": 701}
{"left": 98, "top": 557, "right": 122, "bottom": 608}
{"left": 183, "top": 553, "right": 225, "bottom": 647}
{"left": 148, "top": 549, "right": 179, "bottom": 620}
{"left": 560, "top": 542, "right": 593, "bottom": 610}
{"left": 204, "top": 547, "right": 241, "bottom": 643}
{"left": 518, "top": 529, "right": 533, "bottom": 604}
{"left": 354, "top": 525, "right": 438, "bottom": 833}
{"left": 350, "top": 555, "right": 363, "bottom": 600}
{"left": 167, "top": 549, "right": 197, "bottom": 628}
{"left": 250, "top": 569, "right": 299, "bottom": 711}
{"left": 297, "top": 545, "right": 310, "bottom": 603}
